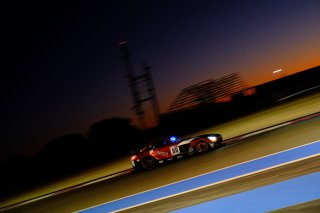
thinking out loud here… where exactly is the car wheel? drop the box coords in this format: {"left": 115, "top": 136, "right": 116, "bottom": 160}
{"left": 141, "top": 156, "right": 157, "bottom": 170}
{"left": 195, "top": 140, "right": 209, "bottom": 153}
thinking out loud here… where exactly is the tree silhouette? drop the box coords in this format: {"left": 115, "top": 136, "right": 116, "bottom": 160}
{"left": 87, "top": 117, "right": 140, "bottom": 161}
{"left": 33, "top": 133, "right": 87, "bottom": 176}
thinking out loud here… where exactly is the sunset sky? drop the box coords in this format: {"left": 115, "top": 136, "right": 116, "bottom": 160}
{"left": 2, "top": 0, "right": 320, "bottom": 162}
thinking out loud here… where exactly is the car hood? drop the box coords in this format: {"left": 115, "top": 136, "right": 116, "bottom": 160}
{"left": 178, "top": 138, "right": 194, "bottom": 146}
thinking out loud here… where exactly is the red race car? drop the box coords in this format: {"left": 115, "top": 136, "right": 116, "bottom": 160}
{"left": 130, "top": 134, "right": 223, "bottom": 170}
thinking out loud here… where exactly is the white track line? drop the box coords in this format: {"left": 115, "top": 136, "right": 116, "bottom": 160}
{"left": 277, "top": 85, "right": 320, "bottom": 102}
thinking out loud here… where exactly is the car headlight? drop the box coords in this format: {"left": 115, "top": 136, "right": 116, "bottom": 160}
{"left": 208, "top": 136, "right": 217, "bottom": 142}
{"left": 131, "top": 155, "right": 138, "bottom": 161}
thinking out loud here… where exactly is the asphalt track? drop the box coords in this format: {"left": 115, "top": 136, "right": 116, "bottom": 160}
{"left": 2, "top": 90, "right": 320, "bottom": 210}
{"left": 3, "top": 114, "right": 320, "bottom": 213}
{"left": 80, "top": 141, "right": 320, "bottom": 212}
{"left": 118, "top": 155, "right": 320, "bottom": 213}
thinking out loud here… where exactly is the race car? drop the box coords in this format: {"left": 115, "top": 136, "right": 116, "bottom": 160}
{"left": 130, "top": 134, "right": 223, "bottom": 170}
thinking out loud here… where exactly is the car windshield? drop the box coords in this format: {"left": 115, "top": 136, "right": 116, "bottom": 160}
{"left": 149, "top": 140, "right": 173, "bottom": 149}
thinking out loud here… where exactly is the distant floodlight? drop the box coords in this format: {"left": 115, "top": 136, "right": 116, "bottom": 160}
{"left": 273, "top": 69, "right": 282, "bottom": 74}
{"left": 118, "top": 41, "right": 128, "bottom": 45}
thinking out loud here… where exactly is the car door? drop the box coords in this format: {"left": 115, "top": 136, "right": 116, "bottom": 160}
{"left": 152, "top": 140, "right": 177, "bottom": 159}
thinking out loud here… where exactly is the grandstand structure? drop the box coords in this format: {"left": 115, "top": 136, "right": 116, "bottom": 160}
{"left": 168, "top": 73, "right": 247, "bottom": 112}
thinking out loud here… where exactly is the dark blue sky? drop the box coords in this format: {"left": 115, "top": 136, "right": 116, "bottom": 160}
{"left": 2, "top": 0, "right": 320, "bottom": 162}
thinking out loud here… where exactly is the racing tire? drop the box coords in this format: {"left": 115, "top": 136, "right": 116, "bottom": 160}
{"left": 194, "top": 140, "right": 209, "bottom": 153}
{"left": 141, "top": 156, "right": 157, "bottom": 170}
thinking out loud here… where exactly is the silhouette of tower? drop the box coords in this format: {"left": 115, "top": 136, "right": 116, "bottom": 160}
{"left": 141, "top": 63, "right": 160, "bottom": 124}
{"left": 118, "top": 41, "right": 160, "bottom": 128}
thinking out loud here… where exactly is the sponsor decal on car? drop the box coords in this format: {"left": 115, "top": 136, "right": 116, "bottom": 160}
{"left": 155, "top": 150, "right": 169, "bottom": 157}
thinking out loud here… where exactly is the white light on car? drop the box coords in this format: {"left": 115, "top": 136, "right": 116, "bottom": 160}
{"left": 208, "top": 136, "right": 217, "bottom": 142}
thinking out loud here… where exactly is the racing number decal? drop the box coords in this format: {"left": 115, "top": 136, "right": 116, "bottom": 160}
{"left": 170, "top": 146, "right": 180, "bottom": 156}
